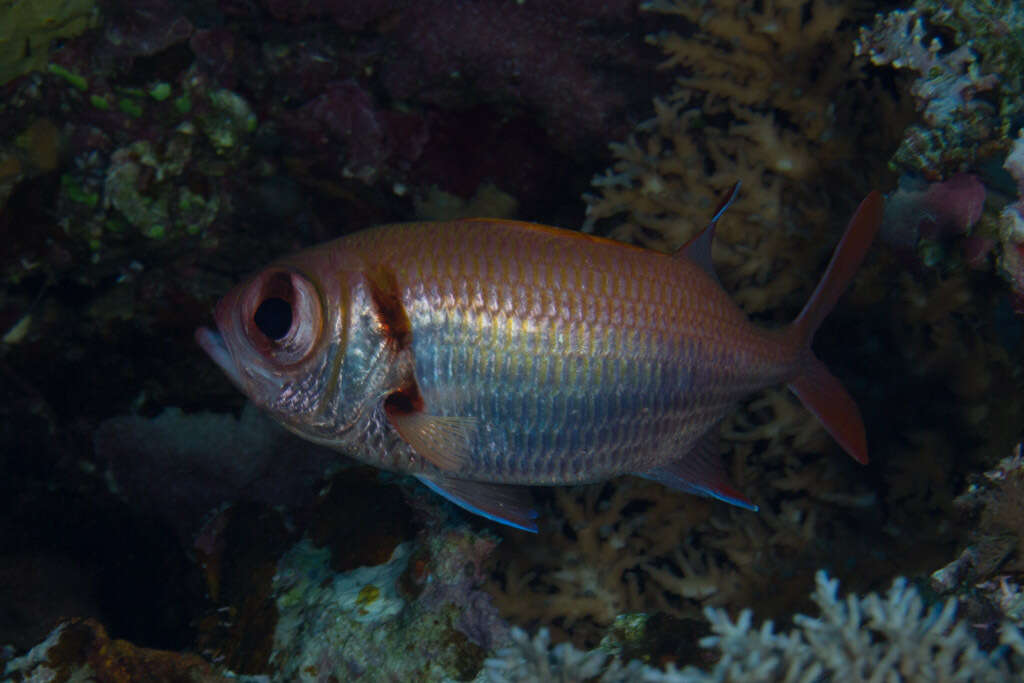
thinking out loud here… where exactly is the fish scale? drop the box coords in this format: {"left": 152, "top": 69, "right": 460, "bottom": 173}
{"left": 374, "top": 220, "right": 782, "bottom": 483}
{"left": 197, "top": 187, "right": 883, "bottom": 531}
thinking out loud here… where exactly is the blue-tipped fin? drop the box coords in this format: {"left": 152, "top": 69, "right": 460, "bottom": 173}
{"left": 638, "top": 428, "right": 757, "bottom": 511}
{"left": 673, "top": 181, "right": 741, "bottom": 284}
{"left": 415, "top": 475, "right": 539, "bottom": 532}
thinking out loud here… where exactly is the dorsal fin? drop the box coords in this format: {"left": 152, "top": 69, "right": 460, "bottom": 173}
{"left": 673, "top": 181, "right": 741, "bottom": 282}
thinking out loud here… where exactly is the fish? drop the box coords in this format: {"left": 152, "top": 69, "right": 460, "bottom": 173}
{"left": 196, "top": 184, "right": 883, "bottom": 532}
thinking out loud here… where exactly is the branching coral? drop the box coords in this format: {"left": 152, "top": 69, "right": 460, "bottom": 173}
{"left": 482, "top": 627, "right": 620, "bottom": 682}
{"left": 486, "top": 450, "right": 881, "bottom": 648}
{"left": 585, "top": 0, "right": 881, "bottom": 316}
{"left": 645, "top": 0, "right": 849, "bottom": 141}
{"left": 855, "top": 8, "right": 1001, "bottom": 178}
{"left": 496, "top": 3, "right": 908, "bottom": 640}
{"left": 855, "top": 3, "right": 1024, "bottom": 303}
{"left": 487, "top": 480, "right": 714, "bottom": 644}
{"left": 935, "top": 444, "right": 1024, "bottom": 587}
{"left": 677, "top": 571, "right": 1024, "bottom": 682}
{"left": 501, "top": 0, "right": 1024, "bottom": 653}
{"left": 484, "top": 572, "right": 1024, "bottom": 682}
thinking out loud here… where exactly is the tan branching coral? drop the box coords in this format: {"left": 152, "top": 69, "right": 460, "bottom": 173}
{"left": 485, "top": 573, "right": 1024, "bottom": 681}
{"left": 487, "top": 480, "right": 717, "bottom": 643}
{"left": 584, "top": 0, "right": 874, "bottom": 315}
{"left": 486, "top": 0, "right": 1021, "bottom": 660}
{"left": 485, "top": 452, "right": 879, "bottom": 647}
{"left": 487, "top": 0, "right": 906, "bottom": 645}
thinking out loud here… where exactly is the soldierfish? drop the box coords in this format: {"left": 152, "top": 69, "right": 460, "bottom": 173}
{"left": 196, "top": 185, "right": 883, "bottom": 532}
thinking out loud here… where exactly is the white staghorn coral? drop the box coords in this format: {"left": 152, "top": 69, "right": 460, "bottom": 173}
{"left": 694, "top": 571, "right": 1017, "bottom": 682}
{"left": 482, "top": 571, "right": 1024, "bottom": 683}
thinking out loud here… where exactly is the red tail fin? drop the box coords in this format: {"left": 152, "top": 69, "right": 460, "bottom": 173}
{"left": 792, "top": 192, "right": 883, "bottom": 340}
{"left": 790, "top": 358, "right": 869, "bottom": 463}
{"left": 789, "top": 192, "right": 883, "bottom": 464}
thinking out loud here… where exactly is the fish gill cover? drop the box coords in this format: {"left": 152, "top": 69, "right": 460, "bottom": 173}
{"left": 0, "top": 0, "right": 1023, "bottom": 681}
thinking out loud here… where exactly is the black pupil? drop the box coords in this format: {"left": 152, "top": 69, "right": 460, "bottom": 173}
{"left": 254, "top": 297, "right": 292, "bottom": 340}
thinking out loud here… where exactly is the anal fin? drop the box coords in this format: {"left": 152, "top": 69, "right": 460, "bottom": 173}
{"left": 415, "top": 475, "right": 539, "bottom": 532}
{"left": 638, "top": 429, "right": 757, "bottom": 511}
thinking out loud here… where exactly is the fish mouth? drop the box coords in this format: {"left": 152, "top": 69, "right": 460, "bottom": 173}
{"left": 195, "top": 326, "right": 245, "bottom": 389}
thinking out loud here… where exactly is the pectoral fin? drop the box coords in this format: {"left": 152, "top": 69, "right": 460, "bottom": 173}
{"left": 415, "top": 475, "right": 539, "bottom": 532}
{"left": 386, "top": 408, "right": 477, "bottom": 472}
{"left": 638, "top": 429, "right": 757, "bottom": 511}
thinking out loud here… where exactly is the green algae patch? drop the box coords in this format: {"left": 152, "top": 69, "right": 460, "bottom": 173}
{"left": 148, "top": 82, "right": 172, "bottom": 101}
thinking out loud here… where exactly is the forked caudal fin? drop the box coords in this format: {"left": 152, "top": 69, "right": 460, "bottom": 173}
{"left": 788, "top": 192, "right": 884, "bottom": 465}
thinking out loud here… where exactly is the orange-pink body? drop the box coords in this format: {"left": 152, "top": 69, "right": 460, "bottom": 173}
{"left": 197, "top": 190, "right": 882, "bottom": 530}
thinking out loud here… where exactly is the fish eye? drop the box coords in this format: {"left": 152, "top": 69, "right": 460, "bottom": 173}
{"left": 254, "top": 297, "right": 292, "bottom": 340}
{"left": 243, "top": 269, "right": 323, "bottom": 366}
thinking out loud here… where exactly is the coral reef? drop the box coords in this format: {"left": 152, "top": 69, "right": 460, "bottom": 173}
{"left": 0, "top": 0, "right": 99, "bottom": 86}
{"left": 2, "top": 618, "right": 236, "bottom": 682}
{"left": 0, "top": 118, "right": 61, "bottom": 213}
{"left": 3, "top": 1, "right": 1024, "bottom": 681}
{"left": 269, "top": 524, "right": 504, "bottom": 681}
{"left": 494, "top": 0, "right": 1023, "bottom": 661}
{"left": 931, "top": 444, "right": 1024, "bottom": 640}
{"left": 999, "top": 132, "right": 1024, "bottom": 304}
{"left": 262, "top": 0, "right": 643, "bottom": 147}
{"left": 855, "top": 2, "right": 1024, "bottom": 302}
{"left": 855, "top": 8, "right": 1001, "bottom": 179}
{"left": 484, "top": 572, "right": 1024, "bottom": 682}
{"left": 583, "top": 0, "right": 894, "bottom": 332}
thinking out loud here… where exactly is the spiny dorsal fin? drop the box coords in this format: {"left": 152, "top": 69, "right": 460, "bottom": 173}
{"left": 673, "top": 181, "right": 741, "bottom": 283}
